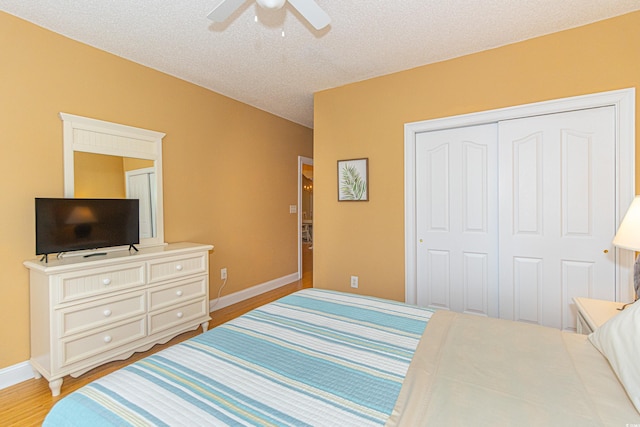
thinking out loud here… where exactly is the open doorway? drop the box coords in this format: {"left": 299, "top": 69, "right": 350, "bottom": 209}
{"left": 298, "top": 156, "right": 313, "bottom": 286}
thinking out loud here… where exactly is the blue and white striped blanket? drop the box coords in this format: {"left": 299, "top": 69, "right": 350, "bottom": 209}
{"left": 44, "top": 289, "right": 433, "bottom": 426}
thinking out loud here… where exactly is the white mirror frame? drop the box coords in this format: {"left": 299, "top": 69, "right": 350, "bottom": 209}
{"left": 60, "top": 112, "right": 166, "bottom": 249}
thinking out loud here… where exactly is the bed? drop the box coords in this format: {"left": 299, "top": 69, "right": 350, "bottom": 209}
{"left": 44, "top": 289, "right": 433, "bottom": 426}
{"left": 44, "top": 288, "right": 640, "bottom": 426}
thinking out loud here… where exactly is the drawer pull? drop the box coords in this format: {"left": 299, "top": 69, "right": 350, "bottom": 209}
{"left": 176, "top": 290, "right": 183, "bottom": 297}
{"left": 103, "top": 335, "right": 112, "bottom": 343}
{"left": 103, "top": 309, "right": 112, "bottom": 317}
{"left": 176, "top": 312, "right": 184, "bottom": 319}
{"left": 102, "top": 278, "right": 112, "bottom": 286}
{"left": 175, "top": 265, "right": 183, "bottom": 271}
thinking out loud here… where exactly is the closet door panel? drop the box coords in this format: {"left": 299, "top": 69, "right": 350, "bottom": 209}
{"left": 463, "top": 252, "right": 489, "bottom": 315}
{"left": 512, "top": 132, "right": 543, "bottom": 235}
{"left": 499, "top": 106, "right": 616, "bottom": 330}
{"left": 563, "top": 130, "right": 592, "bottom": 235}
{"left": 423, "top": 250, "right": 450, "bottom": 309}
{"left": 425, "top": 144, "right": 449, "bottom": 232}
{"left": 513, "top": 257, "right": 542, "bottom": 324}
{"left": 562, "top": 260, "right": 593, "bottom": 330}
{"left": 416, "top": 124, "right": 498, "bottom": 316}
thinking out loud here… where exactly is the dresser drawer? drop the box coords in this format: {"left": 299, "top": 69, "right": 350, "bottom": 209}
{"left": 149, "top": 276, "right": 207, "bottom": 311}
{"left": 148, "top": 253, "right": 208, "bottom": 284}
{"left": 148, "top": 299, "right": 208, "bottom": 335}
{"left": 56, "top": 263, "right": 146, "bottom": 304}
{"left": 60, "top": 317, "right": 146, "bottom": 368}
{"left": 58, "top": 291, "right": 146, "bottom": 338}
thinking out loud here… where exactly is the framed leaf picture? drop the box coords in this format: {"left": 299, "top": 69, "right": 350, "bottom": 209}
{"left": 338, "top": 158, "right": 368, "bottom": 201}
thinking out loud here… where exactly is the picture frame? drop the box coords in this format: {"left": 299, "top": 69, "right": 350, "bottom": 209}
{"left": 337, "top": 158, "right": 369, "bottom": 201}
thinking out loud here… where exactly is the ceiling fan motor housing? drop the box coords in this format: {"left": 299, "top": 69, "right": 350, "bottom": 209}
{"left": 256, "top": 0, "right": 287, "bottom": 10}
{"left": 208, "top": 0, "right": 330, "bottom": 30}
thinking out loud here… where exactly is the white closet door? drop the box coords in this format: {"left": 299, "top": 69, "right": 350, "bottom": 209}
{"left": 416, "top": 124, "right": 499, "bottom": 316}
{"left": 498, "top": 106, "right": 616, "bottom": 330}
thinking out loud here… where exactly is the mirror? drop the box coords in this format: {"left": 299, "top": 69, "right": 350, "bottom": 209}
{"left": 74, "top": 152, "right": 157, "bottom": 238}
{"left": 60, "top": 113, "right": 166, "bottom": 248}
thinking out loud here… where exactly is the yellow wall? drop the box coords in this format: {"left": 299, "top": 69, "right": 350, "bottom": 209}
{"left": 314, "top": 11, "right": 640, "bottom": 301}
{"left": 0, "top": 12, "right": 312, "bottom": 369}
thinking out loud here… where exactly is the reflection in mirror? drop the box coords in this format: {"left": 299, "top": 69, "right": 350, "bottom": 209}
{"left": 61, "top": 112, "right": 165, "bottom": 249}
{"left": 74, "top": 152, "right": 157, "bottom": 239}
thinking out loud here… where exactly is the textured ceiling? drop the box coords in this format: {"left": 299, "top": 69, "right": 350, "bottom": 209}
{"left": 1, "top": 0, "right": 639, "bottom": 128}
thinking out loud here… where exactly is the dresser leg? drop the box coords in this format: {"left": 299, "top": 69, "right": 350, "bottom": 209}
{"left": 32, "top": 366, "right": 42, "bottom": 380}
{"left": 49, "top": 378, "right": 63, "bottom": 397}
{"left": 201, "top": 321, "right": 209, "bottom": 332}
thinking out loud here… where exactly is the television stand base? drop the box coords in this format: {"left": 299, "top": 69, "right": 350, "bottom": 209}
{"left": 83, "top": 252, "right": 107, "bottom": 258}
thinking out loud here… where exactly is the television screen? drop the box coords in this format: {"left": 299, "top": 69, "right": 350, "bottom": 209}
{"left": 35, "top": 198, "right": 139, "bottom": 256}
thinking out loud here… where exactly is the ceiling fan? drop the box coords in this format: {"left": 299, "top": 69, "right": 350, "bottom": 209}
{"left": 208, "top": 0, "right": 331, "bottom": 30}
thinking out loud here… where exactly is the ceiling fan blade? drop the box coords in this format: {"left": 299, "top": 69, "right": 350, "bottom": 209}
{"left": 287, "top": 0, "right": 330, "bottom": 30}
{"left": 207, "top": 0, "right": 248, "bottom": 23}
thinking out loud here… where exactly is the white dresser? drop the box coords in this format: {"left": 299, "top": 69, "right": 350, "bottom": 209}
{"left": 24, "top": 242, "right": 213, "bottom": 396}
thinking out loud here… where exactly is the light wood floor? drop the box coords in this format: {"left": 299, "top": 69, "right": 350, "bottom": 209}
{"left": 0, "top": 271, "right": 312, "bottom": 426}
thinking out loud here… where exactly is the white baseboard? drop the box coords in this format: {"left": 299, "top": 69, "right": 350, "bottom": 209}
{"left": 209, "top": 272, "right": 300, "bottom": 313}
{"left": 0, "top": 273, "right": 301, "bottom": 391}
{"left": 0, "top": 361, "right": 34, "bottom": 390}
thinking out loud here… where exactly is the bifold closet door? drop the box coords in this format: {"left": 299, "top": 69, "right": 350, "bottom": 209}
{"left": 416, "top": 124, "right": 499, "bottom": 317}
{"left": 498, "top": 106, "right": 617, "bottom": 330}
{"left": 415, "top": 106, "right": 617, "bottom": 330}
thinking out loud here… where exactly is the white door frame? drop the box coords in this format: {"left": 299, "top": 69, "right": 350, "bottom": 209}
{"left": 405, "top": 88, "right": 636, "bottom": 305}
{"left": 298, "top": 156, "right": 313, "bottom": 279}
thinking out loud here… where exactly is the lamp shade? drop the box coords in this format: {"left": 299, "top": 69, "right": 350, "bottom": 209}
{"left": 613, "top": 196, "right": 640, "bottom": 251}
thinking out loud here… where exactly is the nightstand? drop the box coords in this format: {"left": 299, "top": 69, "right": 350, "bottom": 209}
{"left": 573, "top": 297, "right": 625, "bottom": 334}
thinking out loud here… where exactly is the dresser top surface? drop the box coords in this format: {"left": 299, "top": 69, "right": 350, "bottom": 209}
{"left": 24, "top": 242, "right": 213, "bottom": 273}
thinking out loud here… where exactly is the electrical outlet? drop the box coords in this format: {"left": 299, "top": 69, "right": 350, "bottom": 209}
{"left": 350, "top": 275, "right": 358, "bottom": 288}
{"left": 221, "top": 268, "right": 227, "bottom": 280}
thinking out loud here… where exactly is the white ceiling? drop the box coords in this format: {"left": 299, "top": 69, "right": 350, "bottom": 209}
{"left": 2, "top": 1, "right": 639, "bottom": 128}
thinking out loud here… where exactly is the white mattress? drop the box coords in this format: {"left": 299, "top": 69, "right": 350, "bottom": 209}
{"left": 386, "top": 311, "right": 640, "bottom": 426}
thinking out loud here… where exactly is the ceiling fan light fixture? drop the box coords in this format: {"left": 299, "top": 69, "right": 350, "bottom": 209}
{"left": 256, "top": 0, "right": 286, "bottom": 10}
{"left": 208, "top": 0, "right": 330, "bottom": 31}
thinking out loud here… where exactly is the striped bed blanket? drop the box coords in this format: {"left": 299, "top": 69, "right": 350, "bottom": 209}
{"left": 44, "top": 289, "right": 433, "bottom": 426}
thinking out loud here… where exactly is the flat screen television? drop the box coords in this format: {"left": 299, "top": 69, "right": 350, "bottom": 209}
{"left": 35, "top": 198, "right": 139, "bottom": 260}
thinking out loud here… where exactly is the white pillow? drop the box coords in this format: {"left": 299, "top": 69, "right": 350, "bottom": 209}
{"left": 589, "top": 301, "right": 640, "bottom": 413}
